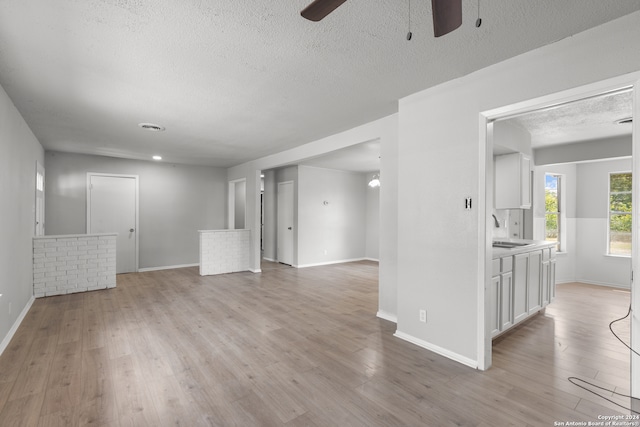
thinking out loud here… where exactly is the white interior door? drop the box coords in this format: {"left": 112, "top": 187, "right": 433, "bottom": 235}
{"left": 277, "top": 181, "right": 294, "bottom": 265}
{"left": 88, "top": 174, "right": 138, "bottom": 274}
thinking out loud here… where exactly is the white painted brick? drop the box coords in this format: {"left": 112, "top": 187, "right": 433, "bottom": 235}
{"left": 46, "top": 289, "right": 64, "bottom": 297}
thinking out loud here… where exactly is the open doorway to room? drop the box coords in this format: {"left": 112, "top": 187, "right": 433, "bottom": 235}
{"left": 482, "top": 79, "right": 638, "bottom": 409}
{"left": 259, "top": 139, "right": 381, "bottom": 270}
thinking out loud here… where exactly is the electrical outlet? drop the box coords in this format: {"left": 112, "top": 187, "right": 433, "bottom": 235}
{"left": 419, "top": 309, "right": 426, "bottom": 323}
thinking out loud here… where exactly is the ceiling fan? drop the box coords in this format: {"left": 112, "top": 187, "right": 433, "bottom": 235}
{"left": 300, "top": 0, "right": 462, "bottom": 37}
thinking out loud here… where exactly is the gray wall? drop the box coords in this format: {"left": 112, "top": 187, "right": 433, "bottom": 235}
{"left": 234, "top": 180, "right": 246, "bottom": 229}
{"left": 535, "top": 135, "right": 631, "bottom": 166}
{"left": 297, "top": 166, "right": 367, "bottom": 266}
{"left": 45, "top": 151, "right": 227, "bottom": 269}
{"left": 0, "top": 85, "right": 44, "bottom": 351}
{"left": 365, "top": 172, "right": 380, "bottom": 260}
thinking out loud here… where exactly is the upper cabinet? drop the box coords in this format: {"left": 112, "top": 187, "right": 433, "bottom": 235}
{"left": 495, "top": 152, "right": 531, "bottom": 209}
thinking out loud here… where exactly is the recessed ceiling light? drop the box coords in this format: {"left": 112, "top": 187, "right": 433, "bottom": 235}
{"left": 152, "top": 155, "right": 162, "bottom": 161}
{"left": 616, "top": 117, "right": 633, "bottom": 125}
{"left": 138, "top": 122, "right": 165, "bottom": 132}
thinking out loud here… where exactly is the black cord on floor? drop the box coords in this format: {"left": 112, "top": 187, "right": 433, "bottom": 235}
{"left": 568, "top": 304, "right": 640, "bottom": 414}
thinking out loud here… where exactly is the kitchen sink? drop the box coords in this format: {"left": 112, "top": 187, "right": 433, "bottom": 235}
{"left": 492, "top": 241, "right": 533, "bottom": 249}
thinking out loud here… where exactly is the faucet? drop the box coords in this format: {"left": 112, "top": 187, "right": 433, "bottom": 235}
{"left": 492, "top": 214, "right": 500, "bottom": 228}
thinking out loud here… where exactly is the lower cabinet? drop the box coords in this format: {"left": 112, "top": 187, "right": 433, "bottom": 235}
{"left": 490, "top": 275, "right": 501, "bottom": 337}
{"left": 500, "top": 271, "right": 513, "bottom": 331}
{"left": 492, "top": 245, "right": 556, "bottom": 339}
{"left": 513, "top": 253, "right": 528, "bottom": 324}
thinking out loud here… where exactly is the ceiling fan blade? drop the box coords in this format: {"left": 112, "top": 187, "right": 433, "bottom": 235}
{"left": 431, "top": 0, "right": 462, "bottom": 37}
{"left": 301, "top": 0, "right": 348, "bottom": 22}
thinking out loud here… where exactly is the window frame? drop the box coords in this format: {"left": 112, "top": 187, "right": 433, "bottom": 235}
{"left": 607, "top": 171, "right": 632, "bottom": 257}
{"left": 544, "top": 173, "right": 562, "bottom": 252}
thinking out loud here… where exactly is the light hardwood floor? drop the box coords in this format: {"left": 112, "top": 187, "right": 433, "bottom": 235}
{"left": 0, "top": 261, "right": 633, "bottom": 426}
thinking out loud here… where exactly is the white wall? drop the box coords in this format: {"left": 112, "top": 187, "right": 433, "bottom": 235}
{"left": 575, "top": 158, "right": 633, "bottom": 288}
{"left": 234, "top": 180, "right": 246, "bottom": 229}
{"left": 0, "top": 84, "right": 44, "bottom": 353}
{"left": 297, "top": 166, "right": 367, "bottom": 266}
{"left": 45, "top": 151, "right": 227, "bottom": 270}
{"left": 397, "top": 11, "right": 640, "bottom": 368}
{"left": 365, "top": 172, "right": 380, "bottom": 261}
{"left": 535, "top": 135, "right": 631, "bottom": 166}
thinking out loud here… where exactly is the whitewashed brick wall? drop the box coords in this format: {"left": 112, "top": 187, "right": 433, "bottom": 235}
{"left": 33, "top": 233, "right": 117, "bottom": 298}
{"left": 199, "top": 229, "right": 250, "bottom": 276}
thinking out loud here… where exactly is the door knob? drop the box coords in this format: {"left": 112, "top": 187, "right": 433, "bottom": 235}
{"left": 130, "top": 228, "right": 135, "bottom": 232}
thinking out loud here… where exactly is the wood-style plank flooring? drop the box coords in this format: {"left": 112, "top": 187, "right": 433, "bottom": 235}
{"left": 0, "top": 261, "right": 633, "bottom": 426}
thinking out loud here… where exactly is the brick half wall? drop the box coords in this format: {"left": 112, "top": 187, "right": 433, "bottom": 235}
{"left": 33, "top": 233, "right": 117, "bottom": 297}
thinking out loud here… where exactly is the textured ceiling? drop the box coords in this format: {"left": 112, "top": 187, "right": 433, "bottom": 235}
{"left": 0, "top": 1, "right": 638, "bottom": 167}
{"left": 506, "top": 90, "right": 633, "bottom": 149}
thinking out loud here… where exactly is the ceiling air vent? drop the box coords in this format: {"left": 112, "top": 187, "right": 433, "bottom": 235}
{"left": 616, "top": 117, "right": 633, "bottom": 125}
{"left": 138, "top": 123, "right": 165, "bottom": 132}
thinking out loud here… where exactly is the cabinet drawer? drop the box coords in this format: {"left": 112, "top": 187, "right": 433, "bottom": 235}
{"left": 492, "top": 259, "right": 501, "bottom": 276}
{"left": 501, "top": 257, "right": 512, "bottom": 273}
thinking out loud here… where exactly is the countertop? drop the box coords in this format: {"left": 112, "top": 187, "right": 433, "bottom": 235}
{"left": 492, "top": 238, "right": 557, "bottom": 259}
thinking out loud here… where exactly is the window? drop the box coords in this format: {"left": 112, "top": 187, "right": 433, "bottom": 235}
{"left": 545, "top": 174, "right": 561, "bottom": 251}
{"left": 608, "top": 172, "right": 632, "bottom": 256}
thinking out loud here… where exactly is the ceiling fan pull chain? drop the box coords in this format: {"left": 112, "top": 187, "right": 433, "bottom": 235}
{"left": 407, "top": 0, "right": 412, "bottom": 40}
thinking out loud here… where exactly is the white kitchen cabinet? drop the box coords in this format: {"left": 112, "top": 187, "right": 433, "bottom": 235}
{"left": 527, "top": 250, "right": 542, "bottom": 314}
{"left": 490, "top": 275, "right": 501, "bottom": 337}
{"left": 513, "top": 253, "right": 529, "bottom": 324}
{"left": 500, "top": 271, "right": 514, "bottom": 331}
{"left": 495, "top": 152, "right": 531, "bottom": 209}
{"left": 492, "top": 242, "right": 556, "bottom": 340}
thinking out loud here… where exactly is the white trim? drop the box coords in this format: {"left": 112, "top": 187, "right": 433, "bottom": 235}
{"left": 86, "top": 173, "right": 139, "bottom": 273}
{"left": 295, "top": 258, "right": 370, "bottom": 268}
{"left": 249, "top": 268, "right": 262, "bottom": 273}
{"left": 393, "top": 330, "right": 478, "bottom": 369}
{"left": 565, "top": 279, "right": 631, "bottom": 290}
{"left": 0, "top": 296, "right": 35, "bottom": 357}
{"left": 376, "top": 310, "right": 397, "bottom": 323}
{"left": 364, "top": 257, "right": 379, "bottom": 262}
{"left": 138, "top": 263, "right": 199, "bottom": 272}
{"left": 262, "top": 257, "right": 276, "bottom": 262}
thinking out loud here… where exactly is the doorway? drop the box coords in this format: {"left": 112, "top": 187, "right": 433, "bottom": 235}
{"left": 480, "top": 77, "right": 638, "bottom": 380}
{"left": 277, "top": 181, "right": 294, "bottom": 265}
{"left": 87, "top": 173, "right": 138, "bottom": 274}
{"left": 228, "top": 178, "right": 246, "bottom": 230}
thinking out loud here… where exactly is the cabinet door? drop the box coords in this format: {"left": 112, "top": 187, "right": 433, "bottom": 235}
{"left": 549, "top": 259, "right": 556, "bottom": 302}
{"left": 513, "top": 253, "right": 529, "bottom": 323}
{"left": 500, "top": 271, "right": 514, "bottom": 331}
{"left": 541, "top": 260, "right": 550, "bottom": 306}
{"left": 490, "top": 276, "right": 501, "bottom": 337}
{"left": 528, "top": 250, "right": 542, "bottom": 314}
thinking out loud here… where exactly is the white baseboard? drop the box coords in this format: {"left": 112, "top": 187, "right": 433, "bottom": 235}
{"left": 364, "top": 258, "right": 380, "bottom": 263}
{"left": 138, "top": 263, "right": 199, "bottom": 272}
{"left": 262, "top": 257, "right": 276, "bottom": 262}
{"left": 0, "top": 295, "right": 35, "bottom": 357}
{"left": 393, "top": 330, "right": 478, "bottom": 369}
{"left": 557, "top": 279, "right": 631, "bottom": 290}
{"left": 249, "top": 268, "right": 262, "bottom": 273}
{"left": 376, "top": 310, "right": 397, "bottom": 323}
{"left": 296, "top": 257, "right": 369, "bottom": 268}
